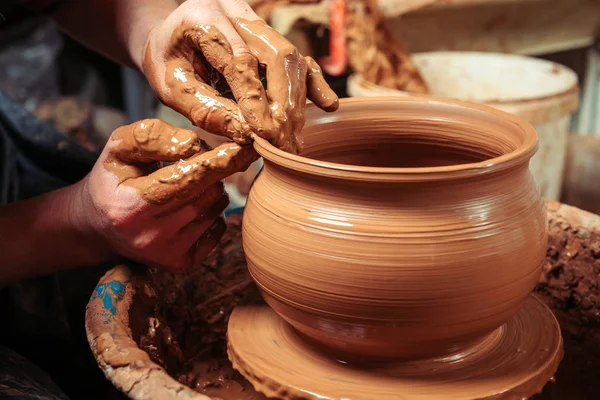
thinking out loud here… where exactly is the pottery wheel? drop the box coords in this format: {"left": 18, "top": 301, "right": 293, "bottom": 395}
{"left": 227, "top": 295, "right": 562, "bottom": 400}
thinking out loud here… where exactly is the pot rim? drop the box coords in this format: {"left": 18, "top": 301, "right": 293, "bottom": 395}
{"left": 253, "top": 96, "right": 539, "bottom": 182}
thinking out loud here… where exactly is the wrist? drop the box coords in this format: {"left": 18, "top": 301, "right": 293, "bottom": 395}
{"left": 65, "top": 178, "right": 117, "bottom": 265}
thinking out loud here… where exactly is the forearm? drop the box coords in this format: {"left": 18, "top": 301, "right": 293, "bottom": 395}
{"left": 0, "top": 181, "right": 113, "bottom": 286}
{"left": 23, "top": 0, "right": 178, "bottom": 70}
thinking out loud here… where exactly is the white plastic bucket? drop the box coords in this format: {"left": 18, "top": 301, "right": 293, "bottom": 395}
{"left": 347, "top": 52, "right": 580, "bottom": 200}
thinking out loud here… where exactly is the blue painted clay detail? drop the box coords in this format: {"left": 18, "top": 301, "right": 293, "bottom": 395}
{"left": 90, "top": 280, "right": 126, "bottom": 316}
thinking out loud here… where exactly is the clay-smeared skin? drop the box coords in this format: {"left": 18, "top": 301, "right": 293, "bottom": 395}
{"left": 235, "top": 18, "right": 338, "bottom": 152}
{"left": 145, "top": 25, "right": 254, "bottom": 145}
{"left": 241, "top": 97, "right": 548, "bottom": 355}
{"left": 144, "top": 21, "right": 338, "bottom": 154}
{"left": 104, "top": 119, "right": 259, "bottom": 204}
{"left": 228, "top": 298, "right": 562, "bottom": 400}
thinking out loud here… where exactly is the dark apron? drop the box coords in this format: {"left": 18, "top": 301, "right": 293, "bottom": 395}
{"left": 0, "top": 91, "right": 123, "bottom": 400}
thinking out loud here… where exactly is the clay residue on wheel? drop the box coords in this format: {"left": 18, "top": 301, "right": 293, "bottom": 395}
{"left": 128, "top": 214, "right": 266, "bottom": 399}
{"left": 534, "top": 201, "right": 600, "bottom": 399}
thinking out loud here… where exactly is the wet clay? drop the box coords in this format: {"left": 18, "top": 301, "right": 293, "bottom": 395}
{"left": 129, "top": 214, "right": 266, "bottom": 399}
{"left": 143, "top": 20, "right": 338, "bottom": 154}
{"left": 228, "top": 296, "right": 562, "bottom": 399}
{"left": 242, "top": 97, "right": 545, "bottom": 360}
{"left": 234, "top": 18, "right": 338, "bottom": 153}
{"left": 104, "top": 119, "right": 258, "bottom": 204}
{"left": 144, "top": 25, "right": 253, "bottom": 144}
{"left": 230, "top": 96, "right": 561, "bottom": 398}
{"left": 533, "top": 201, "right": 600, "bottom": 400}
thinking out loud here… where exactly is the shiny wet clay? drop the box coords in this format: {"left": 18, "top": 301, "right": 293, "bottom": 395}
{"left": 242, "top": 97, "right": 545, "bottom": 361}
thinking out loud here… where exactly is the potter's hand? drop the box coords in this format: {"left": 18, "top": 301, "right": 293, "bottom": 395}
{"left": 82, "top": 119, "right": 258, "bottom": 274}
{"left": 142, "top": 0, "right": 339, "bottom": 154}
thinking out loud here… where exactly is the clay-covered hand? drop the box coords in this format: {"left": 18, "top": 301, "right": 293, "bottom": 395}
{"left": 80, "top": 119, "right": 258, "bottom": 274}
{"left": 142, "top": 0, "right": 339, "bottom": 154}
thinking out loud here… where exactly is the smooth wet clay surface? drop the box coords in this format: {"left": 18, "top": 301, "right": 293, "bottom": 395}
{"left": 228, "top": 296, "right": 562, "bottom": 400}
{"left": 232, "top": 97, "right": 563, "bottom": 399}
{"left": 242, "top": 98, "right": 546, "bottom": 361}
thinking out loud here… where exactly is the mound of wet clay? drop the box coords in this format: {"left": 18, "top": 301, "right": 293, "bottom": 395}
{"left": 534, "top": 203, "right": 600, "bottom": 400}
{"left": 128, "top": 213, "right": 266, "bottom": 399}
{"left": 127, "top": 205, "right": 600, "bottom": 400}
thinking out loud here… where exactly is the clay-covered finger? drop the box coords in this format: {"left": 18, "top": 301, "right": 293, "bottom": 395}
{"left": 185, "top": 24, "right": 275, "bottom": 142}
{"left": 235, "top": 18, "right": 302, "bottom": 108}
{"left": 305, "top": 56, "right": 339, "bottom": 112}
{"left": 290, "top": 59, "right": 309, "bottom": 153}
{"left": 232, "top": 18, "right": 307, "bottom": 151}
{"left": 110, "top": 119, "right": 204, "bottom": 164}
{"left": 144, "top": 24, "right": 252, "bottom": 143}
{"left": 188, "top": 217, "right": 227, "bottom": 267}
{"left": 186, "top": 83, "right": 252, "bottom": 143}
{"left": 163, "top": 57, "right": 251, "bottom": 143}
{"left": 126, "top": 142, "right": 259, "bottom": 204}
{"left": 213, "top": 0, "right": 297, "bottom": 112}
{"left": 225, "top": 52, "right": 277, "bottom": 142}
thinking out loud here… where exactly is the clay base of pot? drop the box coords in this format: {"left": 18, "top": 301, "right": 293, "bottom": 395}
{"left": 228, "top": 295, "right": 563, "bottom": 400}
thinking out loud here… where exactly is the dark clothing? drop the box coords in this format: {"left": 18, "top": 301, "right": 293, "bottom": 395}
{"left": 0, "top": 91, "right": 122, "bottom": 399}
{"left": 0, "top": 346, "right": 69, "bottom": 400}
{"left": 0, "top": 4, "right": 124, "bottom": 398}
{"left": 1, "top": 0, "right": 62, "bottom": 22}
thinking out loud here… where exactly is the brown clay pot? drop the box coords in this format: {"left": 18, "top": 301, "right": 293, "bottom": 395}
{"left": 85, "top": 203, "right": 598, "bottom": 399}
{"left": 242, "top": 96, "right": 547, "bottom": 360}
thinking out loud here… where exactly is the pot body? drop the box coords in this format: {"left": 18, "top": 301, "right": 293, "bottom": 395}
{"left": 242, "top": 97, "right": 547, "bottom": 360}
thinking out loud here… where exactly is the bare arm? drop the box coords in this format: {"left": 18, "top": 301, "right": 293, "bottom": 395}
{"left": 17, "top": 0, "right": 179, "bottom": 70}
{"left": 0, "top": 181, "right": 111, "bottom": 286}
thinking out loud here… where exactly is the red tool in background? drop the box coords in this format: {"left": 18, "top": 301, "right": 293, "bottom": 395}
{"left": 318, "top": 0, "right": 347, "bottom": 76}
